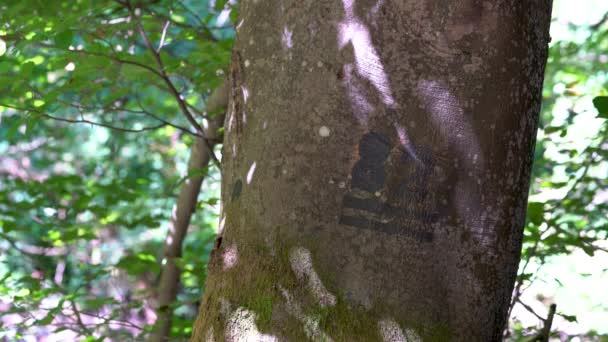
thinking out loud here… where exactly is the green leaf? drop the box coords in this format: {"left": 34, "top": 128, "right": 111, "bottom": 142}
{"left": 5, "top": 115, "right": 27, "bottom": 139}
{"left": 527, "top": 202, "right": 544, "bottom": 225}
{"left": 55, "top": 30, "right": 73, "bottom": 49}
{"left": 116, "top": 253, "right": 160, "bottom": 276}
{"left": 26, "top": 113, "right": 40, "bottom": 135}
{"left": 83, "top": 297, "right": 116, "bottom": 310}
{"left": 35, "top": 311, "right": 55, "bottom": 326}
{"left": 20, "top": 61, "right": 36, "bottom": 77}
{"left": 0, "top": 38, "right": 6, "bottom": 56}
{"left": 592, "top": 96, "right": 608, "bottom": 119}
{"left": 215, "top": 0, "right": 228, "bottom": 11}
{"left": 581, "top": 243, "right": 595, "bottom": 257}
{"left": 558, "top": 313, "right": 578, "bottom": 322}
{"left": 229, "top": 6, "right": 240, "bottom": 24}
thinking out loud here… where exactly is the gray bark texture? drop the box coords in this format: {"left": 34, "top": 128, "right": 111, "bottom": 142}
{"left": 192, "top": 1, "right": 552, "bottom": 341}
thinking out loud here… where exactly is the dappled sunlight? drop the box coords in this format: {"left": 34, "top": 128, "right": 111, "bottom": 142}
{"left": 279, "top": 285, "right": 334, "bottom": 341}
{"left": 225, "top": 307, "right": 277, "bottom": 342}
{"left": 289, "top": 247, "right": 336, "bottom": 307}
{"left": 341, "top": 63, "right": 373, "bottom": 128}
{"left": 246, "top": 161, "right": 256, "bottom": 184}
{"left": 416, "top": 79, "right": 489, "bottom": 241}
{"left": 281, "top": 26, "right": 293, "bottom": 50}
{"left": 241, "top": 85, "right": 249, "bottom": 104}
{"left": 227, "top": 109, "right": 235, "bottom": 132}
{"left": 338, "top": 0, "right": 395, "bottom": 107}
{"left": 416, "top": 79, "right": 483, "bottom": 171}
{"left": 218, "top": 214, "right": 226, "bottom": 234}
{"left": 222, "top": 243, "right": 239, "bottom": 270}
{"left": 64, "top": 62, "right": 75, "bottom": 71}
{"left": 394, "top": 124, "right": 420, "bottom": 163}
{"left": 378, "top": 318, "right": 406, "bottom": 342}
{"left": 368, "top": 0, "right": 386, "bottom": 23}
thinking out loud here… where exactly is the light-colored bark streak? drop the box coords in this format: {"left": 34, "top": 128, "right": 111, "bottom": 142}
{"left": 151, "top": 81, "right": 228, "bottom": 342}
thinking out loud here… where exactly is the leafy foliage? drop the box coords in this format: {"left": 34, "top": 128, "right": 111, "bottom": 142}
{"left": 0, "top": 0, "right": 234, "bottom": 340}
{"left": 506, "top": 8, "right": 608, "bottom": 340}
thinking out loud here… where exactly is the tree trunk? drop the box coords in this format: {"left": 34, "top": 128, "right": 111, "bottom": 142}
{"left": 192, "top": 1, "right": 552, "bottom": 341}
{"left": 151, "top": 81, "right": 228, "bottom": 342}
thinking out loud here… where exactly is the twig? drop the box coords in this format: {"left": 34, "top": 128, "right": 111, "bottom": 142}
{"left": 540, "top": 304, "right": 557, "bottom": 342}
{"left": 527, "top": 303, "right": 557, "bottom": 342}
{"left": 70, "top": 300, "right": 95, "bottom": 336}
{"left": 590, "top": 11, "right": 608, "bottom": 30}
{"left": 157, "top": 20, "right": 170, "bottom": 52}
{"left": 517, "top": 298, "right": 546, "bottom": 322}
{"left": 0, "top": 103, "right": 167, "bottom": 133}
{"left": 34, "top": 43, "right": 164, "bottom": 79}
{"left": 134, "top": 92, "right": 200, "bottom": 135}
{"left": 0, "top": 232, "right": 41, "bottom": 258}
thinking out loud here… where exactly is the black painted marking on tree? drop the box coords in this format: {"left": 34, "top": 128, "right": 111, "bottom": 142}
{"left": 339, "top": 132, "right": 439, "bottom": 242}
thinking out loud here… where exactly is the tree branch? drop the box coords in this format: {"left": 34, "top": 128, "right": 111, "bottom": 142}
{"left": 123, "top": 0, "right": 221, "bottom": 168}
{"left": 35, "top": 42, "right": 164, "bottom": 79}
{"left": 150, "top": 79, "right": 228, "bottom": 342}
{"left": 0, "top": 103, "right": 167, "bottom": 133}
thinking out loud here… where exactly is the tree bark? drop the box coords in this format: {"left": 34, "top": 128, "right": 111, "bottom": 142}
{"left": 192, "top": 1, "right": 552, "bottom": 341}
{"left": 151, "top": 81, "right": 228, "bottom": 342}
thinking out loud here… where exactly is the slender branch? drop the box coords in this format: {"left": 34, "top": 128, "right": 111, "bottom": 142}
{"left": 24, "top": 86, "right": 201, "bottom": 137}
{"left": 175, "top": 0, "right": 211, "bottom": 29}
{"left": 0, "top": 103, "right": 166, "bottom": 133}
{"left": 517, "top": 298, "right": 546, "bottom": 322}
{"left": 590, "top": 11, "right": 608, "bottom": 30}
{"left": 545, "top": 140, "right": 602, "bottom": 212}
{"left": 141, "top": 7, "right": 227, "bottom": 41}
{"left": 527, "top": 303, "right": 557, "bottom": 342}
{"left": 157, "top": 20, "right": 170, "bottom": 52}
{"left": 34, "top": 43, "right": 164, "bottom": 79}
{"left": 133, "top": 92, "right": 200, "bottom": 135}
{"left": 124, "top": 0, "right": 221, "bottom": 168}
{"left": 540, "top": 304, "right": 557, "bottom": 342}
{"left": 43, "top": 113, "right": 166, "bottom": 133}
{"left": 70, "top": 300, "right": 95, "bottom": 336}
{"left": 0, "top": 232, "right": 41, "bottom": 258}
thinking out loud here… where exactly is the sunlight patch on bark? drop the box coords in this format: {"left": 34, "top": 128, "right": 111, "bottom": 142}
{"left": 416, "top": 79, "right": 483, "bottom": 171}
{"left": 289, "top": 247, "right": 336, "bottom": 307}
{"left": 227, "top": 109, "right": 235, "bottom": 133}
{"left": 241, "top": 86, "right": 249, "bottom": 104}
{"left": 338, "top": 0, "right": 395, "bottom": 107}
{"left": 205, "top": 326, "right": 214, "bottom": 342}
{"left": 225, "top": 307, "right": 278, "bottom": 342}
{"left": 379, "top": 318, "right": 406, "bottom": 342}
{"left": 394, "top": 124, "right": 420, "bottom": 163}
{"left": 378, "top": 318, "right": 423, "bottom": 342}
{"left": 222, "top": 244, "right": 239, "bottom": 270}
{"left": 246, "top": 161, "right": 257, "bottom": 184}
{"left": 416, "top": 79, "right": 491, "bottom": 241}
{"left": 218, "top": 214, "right": 226, "bottom": 234}
{"left": 404, "top": 328, "right": 423, "bottom": 342}
{"left": 341, "top": 63, "right": 372, "bottom": 128}
{"left": 279, "top": 286, "right": 334, "bottom": 342}
{"left": 282, "top": 26, "right": 293, "bottom": 50}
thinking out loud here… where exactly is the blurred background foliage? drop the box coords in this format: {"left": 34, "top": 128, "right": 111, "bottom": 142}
{"left": 0, "top": 0, "right": 606, "bottom": 341}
